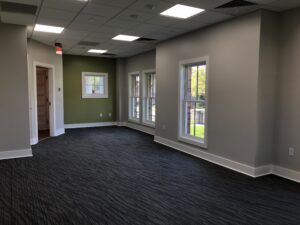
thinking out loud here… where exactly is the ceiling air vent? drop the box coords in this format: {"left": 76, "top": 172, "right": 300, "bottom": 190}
{"left": 216, "top": 0, "right": 257, "bottom": 9}
{"left": 0, "top": 1, "right": 38, "bottom": 15}
{"left": 77, "top": 41, "right": 99, "bottom": 47}
{"left": 102, "top": 53, "right": 117, "bottom": 56}
{"left": 135, "top": 37, "right": 157, "bottom": 42}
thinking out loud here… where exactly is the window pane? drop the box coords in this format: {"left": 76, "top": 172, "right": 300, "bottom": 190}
{"left": 185, "top": 66, "right": 198, "bottom": 100}
{"left": 85, "top": 85, "right": 94, "bottom": 94}
{"left": 182, "top": 62, "right": 206, "bottom": 142}
{"left": 85, "top": 76, "right": 94, "bottom": 85}
{"left": 132, "top": 97, "right": 140, "bottom": 119}
{"left": 94, "top": 85, "right": 100, "bottom": 94}
{"left": 129, "top": 74, "right": 140, "bottom": 120}
{"left": 144, "top": 73, "right": 156, "bottom": 123}
{"left": 99, "top": 85, "right": 104, "bottom": 95}
{"left": 151, "top": 98, "right": 156, "bottom": 122}
{"left": 197, "top": 65, "right": 206, "bottom": 100}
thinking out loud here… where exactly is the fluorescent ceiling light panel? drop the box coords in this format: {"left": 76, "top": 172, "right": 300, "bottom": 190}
{"left": 160, "top": 4, "right": 205, "bottom": 19}
{"left": 34, "top": 24, "right": 64, "bottom": 34}
{"left": 88, "top": 49, "right": 107, "bottom": 54}
{"left": 112, "top": 34, "right": 140, "bottom": 42}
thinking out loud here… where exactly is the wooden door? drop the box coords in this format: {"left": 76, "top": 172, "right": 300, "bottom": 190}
{"left": 36, "top": 67, "right": 49, "bottom": 131}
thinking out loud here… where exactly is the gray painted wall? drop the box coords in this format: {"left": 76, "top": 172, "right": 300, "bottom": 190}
{"left": 119, "top": 51, "right": 156, "bottom": 130}
{"left": 275, "top": 7, "right": 300, "bottom": 171}
{"left": 27, "top": 39, "right": 65, "bottom": 141}
{"left": 156, "top": 12, "right": 262, "bottom": 167}
{"left": 0, "top": 23, "right": 30, "bottom": 151}
{"left": 116, "top": 59, "right": 126, "bottom": 122}
{"left": 256, "top": 11, "right": 279, "bottom": 167}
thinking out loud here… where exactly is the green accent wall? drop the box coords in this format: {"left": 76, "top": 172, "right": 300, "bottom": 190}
{"left": 63, "top": 55, "right": 116, "bottom": 124}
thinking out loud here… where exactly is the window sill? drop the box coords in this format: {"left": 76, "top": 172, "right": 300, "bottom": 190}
{"left": 178, "top": 135, "right": 207, "bottom": 149}
{"left": 82, "top": 95, "right": 108, "bottom": 99}
{"left": 142, "top": 121, "right": 155, "bottom": 128}
{"left": 128, "top": 118, "right": 140, "bottom": 124}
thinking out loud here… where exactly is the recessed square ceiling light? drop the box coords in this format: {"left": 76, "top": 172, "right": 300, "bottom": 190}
{"left": 160, "top": 4, "right": 205, "bottom": 19}
{"left": 112, "top": 34, "right": 140, "bottom": 42}
{"left": 88, "top": 49, "right": 107, "bottom": 54}
{"left": 34, "top": 24, "right": 64, "bottom": 34}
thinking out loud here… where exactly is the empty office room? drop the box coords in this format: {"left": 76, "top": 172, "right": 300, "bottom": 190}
{"left": 1, "top": 0, "right": 300, "bottom": 224}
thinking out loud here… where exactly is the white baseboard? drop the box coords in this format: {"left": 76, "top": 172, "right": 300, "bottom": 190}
{"left": 54, "top": 128, "right": 65, "bottom": 136}
{"left": 154, "top": 135, "right": 300, "bottom": 183}
{"left": 273, "top": 166, "right": 300, "bottom": 183}
{"left": 154, "top": 136, "right": 258, "bottom": 177}
{"left": 0, "top": 148, "right": 32, "bottom": 160}
{"left": 118, "top": 121, "right": 155, "bottom": 135}
{"left": 65, "top": 122, "right": 117, "bottom": 129}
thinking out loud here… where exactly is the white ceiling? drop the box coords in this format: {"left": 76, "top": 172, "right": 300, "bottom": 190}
{"left": 0, "top": 0, "right": 299, "bottom": 58}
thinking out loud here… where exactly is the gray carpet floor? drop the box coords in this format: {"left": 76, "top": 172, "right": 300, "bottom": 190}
{"left": 0, "top": 127, "right": 299, "bottom": 225}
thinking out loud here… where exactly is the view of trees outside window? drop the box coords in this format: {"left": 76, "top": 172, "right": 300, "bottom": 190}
{"left": 145, "top": 72, "right": 156, "bottom": 123}
{"left": 84, "top": 75, "right": 104, "bottom": 95}
{"left": 130, "top": 75, "right": 140, "bottom": 119}
{"left": 184, "top": 64, "right": 206, "bottom": 139}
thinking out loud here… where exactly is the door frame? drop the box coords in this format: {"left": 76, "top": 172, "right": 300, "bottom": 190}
{"left": 33, "top": 61, "right": 56, "bottom": 144}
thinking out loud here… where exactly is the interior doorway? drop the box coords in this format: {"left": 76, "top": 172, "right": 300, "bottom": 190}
{"left": 36, "top": 67, "right": 50, "bottom": 141}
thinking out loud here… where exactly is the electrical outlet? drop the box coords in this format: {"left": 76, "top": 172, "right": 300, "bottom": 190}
{"left": 162, "top": 124, "right": 166, "bottom": 130}
{"left": 289, "top": 147, "right": 295, "bottom": 156}
{"left": 99, "top": 113, "right": 103, "bottom": 118}
{"left": 108, "top": 113, "right": 112, "bottom": 117}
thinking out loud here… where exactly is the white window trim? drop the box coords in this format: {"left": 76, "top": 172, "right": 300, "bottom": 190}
{"left": 82, "top": 72, "right": 108, "bottom": 99}
{"left": 142, "top": 69, "right": 156, "bottom": 128}
{"left": 128, "top": 71, "right": 141, "bottom": 123}
{"left": 178, "top": 56, "right": 209, "bottom": 149}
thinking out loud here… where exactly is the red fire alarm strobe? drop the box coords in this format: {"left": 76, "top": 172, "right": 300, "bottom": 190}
{"left": 55, "top": 43, "right": 63, "bottom": 55}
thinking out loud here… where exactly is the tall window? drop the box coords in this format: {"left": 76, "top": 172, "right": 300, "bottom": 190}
{"left": 128, "top": 72, "right": 140, "bottom": 121}
{"left": 143, "top": 70, "right": 156, "bottom": 126}
{"left": 179, "top": 57, "right": 208, "bottom": 148}
{"left": 82, "top": 72, "right": 108, "bottom": 98}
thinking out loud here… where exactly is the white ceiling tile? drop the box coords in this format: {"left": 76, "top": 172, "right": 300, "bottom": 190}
{"left": 32, "top": 31, "right": 59, "bottom": 45}
{"left": 128, "top": 23, "right": 164, "bottom": 36}
{"left": 39, "top": 7, "right": 77, "bottom": 21}
{"left": 182, "top": 0, "right": 232, "bottom": 10}
{"left": 59, "top": 29, "right": 89, "bottom": 40}
{"left": 68, "top": 13, "right": 109, "bottom": 31}
{"left": 43, "top": 0, "right": 86, "bottom": 12}
{"left": 68, "top": 22, "right": 98, "bottom": 32}
{"left": 171, "top": 20, "right": 209, "bottom": 31}
{"left": 129, "top": 0, "right": 174, "bottom": 14}
{"left": 267, "top": 0, "right": 300, "bottom": 11}
{"left": 114, "top": 9, "right": 154, "bottom": 23}
{"left": 162, "top": 0, "right": 184, "bottom": 3}
{"left": 0, "top": 12, "right": 35, "bottom": 26}
{"left": 191, "top": 11, "right": 232, "bottom": 24}
{"left": 90, "top": 0, "right": 135, "bottom": 8}
{"left": 36, "top": 17, "right": 70, "bottom": 27}
{"left": 65, "top": 48, "right": 85, "bottom": 55}
{"left": 93, "top": 25, "right": 124, "bottom": 36}
{"left": 2, "top": 0, "right": 41, "bottom": 5}
{"left": 83, "top": 33, "right": 112, "bottom": 43}
{"left": 146, "top": 15, "right": 178, "bottom": 26}
{"left": 105, "top": 18, "right": 140, "bottom": 30}
{"left": 82, "top": 3, "right": 123, "bottom": 17}
{"left": 56, "top": 38, "right": 79, "bottom": 48}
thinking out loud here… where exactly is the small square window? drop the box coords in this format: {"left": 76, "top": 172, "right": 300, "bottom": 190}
{"left": 82, "top": 72, "right": 108, "bottom": 98}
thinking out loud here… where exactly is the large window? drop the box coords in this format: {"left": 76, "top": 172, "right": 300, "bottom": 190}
{"left": 82, "top": 72, "right": 108, "bottom": 98}
{"left": 179, "top": 57, "right": 208, "bottom": 148}
{"left": 143, "top": 70, "right": 156, "bottom": 126}
{"left": 128, "top": 72, "right": 140, "bottom": 122}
